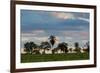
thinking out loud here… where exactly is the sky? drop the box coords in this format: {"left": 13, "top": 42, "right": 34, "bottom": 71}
{"left": 21, "top": 9, "right": 90, "bottom": 49}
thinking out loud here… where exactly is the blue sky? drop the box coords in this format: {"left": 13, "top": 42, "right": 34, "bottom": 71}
{"left": 21, "top": 9, "right": 90, "bottom": 48}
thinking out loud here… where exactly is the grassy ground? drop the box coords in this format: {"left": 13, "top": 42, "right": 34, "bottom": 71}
{"left": 21, "top": 53, "right": 89, "bottom": 63}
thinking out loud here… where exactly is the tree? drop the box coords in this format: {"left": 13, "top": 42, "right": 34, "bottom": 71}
{"left": 74, "top": 42, "right": 81, "bottom": 53}
{"left": 49, "top": 35, "right": 58, "bottom": 54}
{"left": 24, "top": 42, "right": 37, "bottom": 54}
{"left": 57, "top": 42, "right": 68, "bottom": 53}
{"left": 24, "top": 42, "right": 30, "bottom": 52}
{"left": 49, "top": 35, "right": 56, "bottom": 48}
{"left": 40, "top": 41, "right": 51, "bottom": 54}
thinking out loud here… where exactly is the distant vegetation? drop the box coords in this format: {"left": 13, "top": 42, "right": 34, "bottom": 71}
{"left": 21, "top": 35, "right": 89, "bottom": 63}
{"left": 23, "top": 35, "right": 89, "bottom": 54}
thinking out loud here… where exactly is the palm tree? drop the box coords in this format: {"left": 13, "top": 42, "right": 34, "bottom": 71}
{"left": 40, "top": 41, "right": 51, "bottom": 54}
{"left": 49, "top": 35, "right": 56, "bottom": 48}
{"left": 49, "top": 35, "right": 58, "bottom": 54}
{"left": 74, "top": 42, "right": 80, "bottom": 53}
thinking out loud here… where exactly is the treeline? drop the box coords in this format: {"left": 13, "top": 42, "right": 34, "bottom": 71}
{"left": 23, "top": 35, "right": 89, "bottom": 54}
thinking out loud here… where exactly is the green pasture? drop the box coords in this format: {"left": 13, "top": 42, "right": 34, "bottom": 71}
{"left": 21, "top": 53, "right": 89, "bottom": 63}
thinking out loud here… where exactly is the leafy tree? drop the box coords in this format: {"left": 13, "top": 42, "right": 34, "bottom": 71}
{"left": 24, "top": 42, "right": 37, "bottom": 54}
{"left": 57, "top": 42, "right": 68, "bottom": 53}
{"left": 40, "top": 41, "right": 51, "bottom": 54}
{"left": 24, "top": 42, "right": 30, "bottom": 52}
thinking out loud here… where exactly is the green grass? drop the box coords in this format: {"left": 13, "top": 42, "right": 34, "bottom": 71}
{"left": 21, "top": 53, "right": 89, "bottom": 63}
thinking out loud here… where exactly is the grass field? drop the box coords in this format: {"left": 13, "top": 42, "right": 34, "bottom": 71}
{"left": 21, "top": 53, "right": 89, "bottom": 63}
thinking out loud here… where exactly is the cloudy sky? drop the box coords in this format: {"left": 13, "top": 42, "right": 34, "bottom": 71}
{"left": 21, "top": 9, "right": 90, "bottom": 48}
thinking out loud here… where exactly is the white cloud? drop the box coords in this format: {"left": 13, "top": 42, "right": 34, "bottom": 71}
{"left": 51, "top": 12, "right": 75, "bottom": 20}
{"left": 51, "top": 12, "right": 89, "bottom": 23}
{"left": 22, "top": 30, "right": 46, "bottom": 37}
{"left": 33, "top": 37, "right": 48, "bottom": 42}
{"left": 21, "top": 36, "right": 48, "bottom": 43}
{"left": 59, "top": 31, "right": 89, "bottom": 41}
{"left": 21, "top": 33, "right": 36, "bottom": 37}
{"left": 61, "top": 31, "right": 88, "bottom": 36}
{"left": 78, "top": 17, "right": 89, "bottom": 22}
{"left": 65, "top": 37, "right": 73, "bottom": 40}
{"left": 21, "top": 37, "right": 29, "bottom": 42}
{"left": 32, "top": 30, "right": 45, "bottom": 34}
{"left": 82, "top": 40, "right": 88, "bottom": 44}
{"left": 21, "top": 30, "right": 47, "bottom": 44}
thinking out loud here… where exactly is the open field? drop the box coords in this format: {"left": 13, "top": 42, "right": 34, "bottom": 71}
{"left": 21, "top": 53, "right": 89, "bottom": 63}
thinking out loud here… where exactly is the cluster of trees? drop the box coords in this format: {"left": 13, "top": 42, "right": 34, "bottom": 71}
{"left": 24, "top": 35, "right": 89, "bottom": 54}
{"left": 24, "top": 42, "right": 38, "bottom": 54}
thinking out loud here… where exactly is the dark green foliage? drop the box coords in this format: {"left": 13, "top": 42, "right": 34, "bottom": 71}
{"left": 57, "top": 42, "right": 68, "bottom": 53}
{"left": 24, "top": 42, "right": 30, "bottom": 52}
{"left": 40, "top": 41, "right": 51, "bottom": 54}
{"left": 40, "top": 41, "right": 51, "bottom": 49}
{"left": 49, "top": 35, "right": 56, "bottom": 46}
{"left": 24, "top": 42, "right": 37, "bottom": 54}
